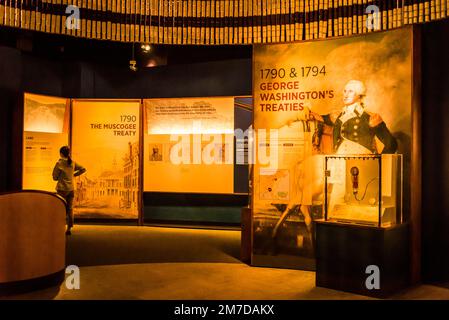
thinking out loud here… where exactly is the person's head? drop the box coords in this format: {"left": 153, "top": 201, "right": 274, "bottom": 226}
{"left": 343, "top": 80, "right": 366, "bottom": 106}
{"left": 60, "top": 146, "right": 72, "bottom": 165}
{"left": 153, "top": 148, "right": 158, "bottom": 154}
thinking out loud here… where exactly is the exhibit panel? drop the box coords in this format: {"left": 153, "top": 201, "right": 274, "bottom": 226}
{"left": 71, "top": 100, "right": 141, "bottom": 220}
{"left": 251, "top": 27, "right": 413, "bottom": 270}
{"left": 143, "top": 97, "right": 235, "bottom": 194}
{"left": 22, "top": 93, "right": 70, "bottom": 192}
{"left": 142, "top": 96, "right": 252, "bottom": 225}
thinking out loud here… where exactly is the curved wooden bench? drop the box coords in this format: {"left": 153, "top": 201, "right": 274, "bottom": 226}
{"left": 0, "top": 191, "right": 66, "bottom": 295}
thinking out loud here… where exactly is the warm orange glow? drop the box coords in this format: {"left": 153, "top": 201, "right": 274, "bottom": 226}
{"left": 71, "top": 100, "right": 141, "bottom": 219}
{"left": 24, "top": 93, "right": 68, "bottom": 133}
{"left": 22, "top": 132, "right": 69, "bottom": 191}
{"left": 145, "top": 97, "right": 234, "bottom": 135}
{"left": 143, "top": 97, "right": 235, "bottom": 193}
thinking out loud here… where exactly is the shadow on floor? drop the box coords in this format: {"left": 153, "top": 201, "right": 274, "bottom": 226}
{"left": 66, "top": 225, "right": 242, "bottom": 267}
{"left": 1, "top": 286, "right": 61, "bottom": 300}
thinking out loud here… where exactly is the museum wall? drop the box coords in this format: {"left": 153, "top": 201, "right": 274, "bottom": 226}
{"left": 76, "top": 59, "right": 251, "bottom": 99}
{"left": 421, "top": 19, "right": 449, "bottom": 282}
{"left": 0, "top": 46, "right": 22, "bottom": 191}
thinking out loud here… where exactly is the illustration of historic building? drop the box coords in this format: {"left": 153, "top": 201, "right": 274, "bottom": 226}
{"left": 75, "top": 175, "right": 97, "bottom": 205}
{"left": 74, "top": 144, "right": 139, "bottom": 215}
{"left": 122, "top": 142, "right": 139, "bottom": 211}
{"left": 75, "top": 169, "right": 124, "bottom": 209}
{"left": 97, "top": 170, "right": 123, "bottom": 206}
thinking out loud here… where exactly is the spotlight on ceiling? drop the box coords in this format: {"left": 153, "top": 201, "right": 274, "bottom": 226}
{"left": 141, "top": 43, "right": 152, "bottom": 53}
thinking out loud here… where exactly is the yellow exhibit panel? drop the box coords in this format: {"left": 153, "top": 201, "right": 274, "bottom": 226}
{"left": 71, "top": 100, "right": 141, "bottom": 219}
{"left": 22, "top": 93, "right": 70, "bottom": 192}
{"left": 144, "top": 97, "right": 235, "bottom": 194}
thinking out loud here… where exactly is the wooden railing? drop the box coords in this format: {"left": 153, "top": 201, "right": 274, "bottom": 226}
{"left": 0, "top": 190, "right": 66, "bottom": 286}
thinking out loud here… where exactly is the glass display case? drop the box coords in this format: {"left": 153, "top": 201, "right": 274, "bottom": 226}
{"left": 324, "top": 154, "right": 403, "bottom": 227}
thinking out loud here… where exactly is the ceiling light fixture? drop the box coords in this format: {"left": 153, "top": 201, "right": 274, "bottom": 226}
{"left": 141, "top": 43, "right": 152, "bottom": 53}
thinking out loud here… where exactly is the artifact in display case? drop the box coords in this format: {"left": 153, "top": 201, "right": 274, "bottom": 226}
{"left": 324, "top": 154, "right": 403, "bottom": 227}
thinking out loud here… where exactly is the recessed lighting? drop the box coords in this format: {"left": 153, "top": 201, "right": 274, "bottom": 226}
{"left": 141, "top": 44, "right": 152, "bottom": 53}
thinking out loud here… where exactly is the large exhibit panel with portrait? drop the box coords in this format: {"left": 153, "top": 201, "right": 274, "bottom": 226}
{"left": 22, "top": 93, "right": 70, "bottom": 192}
{"left": 251, "top": 27, "right": 413, "bottom": 270}
{"left": 71, "top": 100, "right": 142, "bottom": 220}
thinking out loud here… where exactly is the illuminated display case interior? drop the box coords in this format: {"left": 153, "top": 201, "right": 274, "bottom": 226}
{"left": 324, "top": 154, "right": 403, "bottom": 227}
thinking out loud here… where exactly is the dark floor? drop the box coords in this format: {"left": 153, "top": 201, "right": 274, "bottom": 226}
{"left": 2, "top": 225, "right": 449, "bottom": 300}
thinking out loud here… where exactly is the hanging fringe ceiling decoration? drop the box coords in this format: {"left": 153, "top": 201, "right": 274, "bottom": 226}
{"left": 0, "top": 1, "right": 448, "bottom": 44}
